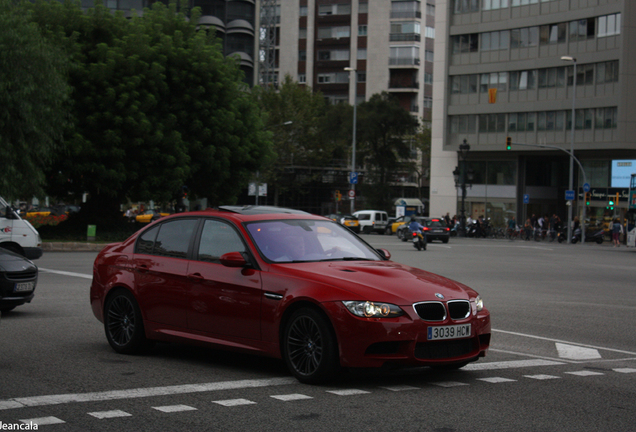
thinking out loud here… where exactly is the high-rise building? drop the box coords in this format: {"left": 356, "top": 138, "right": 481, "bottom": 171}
{"left": 430, "top": 0, "right": 635, "bottom": 228}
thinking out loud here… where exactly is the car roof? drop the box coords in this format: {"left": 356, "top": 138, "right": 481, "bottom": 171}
{"left": 154, "top": 206, "right": 320, "bottom": 225}
{"left": 218, "top": 205, "right": 311, "bottom": 216}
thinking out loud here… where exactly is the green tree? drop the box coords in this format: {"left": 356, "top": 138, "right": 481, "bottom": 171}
{"left": 356, "top": 92, "right": 419, "bottom": 210}
{"left": 0, "top": 0, "right": 71, "bottom": 200}
{"left": 27, "top": 0, "right": 268, "bottom": 221}
{"left": 253, "top": 76, "right": 347, "bottom": 205}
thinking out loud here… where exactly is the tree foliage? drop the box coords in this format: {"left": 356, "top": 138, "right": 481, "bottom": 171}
{"left": 0, "top": 0, "right": 71, "bottom": 200}
{"left": 25, "top": 0, "right": 269, "bottom": 220}
{"left": 356, "top": 92, "right": 419, "bottom": 209}
{"left": 253, "top": 76, "right": 348, "bottom": 204}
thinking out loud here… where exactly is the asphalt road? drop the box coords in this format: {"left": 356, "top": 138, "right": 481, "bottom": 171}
{"left": 1, "top": 237, "right": 634, "bottom": 431}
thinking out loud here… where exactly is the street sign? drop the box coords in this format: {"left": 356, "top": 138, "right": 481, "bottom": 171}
{"left": 349, "top": 172, "right": 358, "bottom": 184}
{"left": 565, "top": 190, "right": 575, "bottom": 201}
{"left": 523, "top": 194, "right": 530, "bottom": 204}
{"left": 348, "top": 189, "right": 355, "bottom": 199}
{"left": 583, "top": 183, "right": 591, "bottom": 193}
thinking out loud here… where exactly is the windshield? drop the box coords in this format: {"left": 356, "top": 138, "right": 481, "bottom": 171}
{"left": 246, "top": 219, "right": 382, "bottom": 263}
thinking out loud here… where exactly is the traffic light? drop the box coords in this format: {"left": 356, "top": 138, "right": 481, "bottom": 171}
{"left": 608, "top": 199, "right": 614, "bottom": 210}
{"left": 585, "top": 192, "right": 591, "bottom": 206}
{"left": 506, "top": 136, "right": 512, "bottom": 150}
{"left": 335, "top": 190, "right": 342, "bottom": 202}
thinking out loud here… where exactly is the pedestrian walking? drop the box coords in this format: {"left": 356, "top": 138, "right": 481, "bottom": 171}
{"left": 611, "top": 218, "right": 622, "bottom": 247}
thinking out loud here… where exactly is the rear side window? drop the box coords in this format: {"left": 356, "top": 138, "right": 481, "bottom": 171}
{"left": 135, "top": 219, "right": 198, "bottom": 258}
{"left": 357, "top": 214, "right": 370, "bottom": 221}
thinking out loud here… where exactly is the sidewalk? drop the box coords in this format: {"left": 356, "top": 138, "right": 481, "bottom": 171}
{"left": 42, "top": 242, "right": 108, "bottom": 252}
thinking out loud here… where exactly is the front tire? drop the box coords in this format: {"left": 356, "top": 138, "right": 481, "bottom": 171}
{"left": 104, "top": 289, "right": 152, "bottom": 354}
{"left": 282, "top": 308, "right": 339, "bottom": 384}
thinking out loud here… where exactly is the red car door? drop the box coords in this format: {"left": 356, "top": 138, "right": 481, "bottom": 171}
{"left": 133, "top": 218, "right": 199, "bottom": 330}
{"left": 186, "top": 219, "right": 262, "bottom": 340}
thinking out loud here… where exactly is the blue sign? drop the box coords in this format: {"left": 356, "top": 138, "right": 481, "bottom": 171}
{"left": 583, "top": 183, "right": 591, "bottom": 193}
{"left": 523, "top": 194, "right": 530, "bottom": 204}
{"left": 349, "top": 172, "right": 358, "bottom": 184}
{"left": 565, "top": 190, "right": 575, "bottom": 201}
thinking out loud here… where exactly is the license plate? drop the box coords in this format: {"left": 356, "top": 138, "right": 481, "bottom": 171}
{"left": 428, "top": 324, "right": 471, "bottom": 340}
{"left": 14, "top": 281, "right": 35, "bottom": 293}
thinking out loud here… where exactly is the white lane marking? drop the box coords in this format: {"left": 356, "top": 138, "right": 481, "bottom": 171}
{"left": 212, "top": 399, "right": 256, "bottom": 407}
{"left": 0, "top": 377, "right": 295, "bottom": 410}
{"left": 565, "top": 371, "right": 604, "bottom": 377}
{"left": 477, "top": 377, "right": 517, "bottom": 383}
{"left": 20, "top": 417, "right": 65, "bottom": 426}
{"left": 152, "top": 405, "right": 198, "bottom": 413}
{"left": 464, "top": 359, "right": 564, "bottom": 371}
{"left": 38, "top": 268, "right": 93, "bottom": 279}
{"left": 614, "top": 368, "right": 636, "bottom": 374}
{"left": 556, "top": 343, "right": 602, "bottom": 360}
{"left": 432, "top": 381, "right": 468, "bottom": 388}
{"left": 380, "top": 385, "right": 420, "bottom": 392}
{"left": 524, "top": 375, "right": 561, "bottom": 380}
{"left": 326, "top": 389, "right": 370, "bottom": 396}
{"left": 88, "top": 410, "right": 132, "bottom": 419}
{"left": 493, "top": 329, "right": 636, "bottom": 356}
{"left": 270, "top": 394, "right": 313, "bottom": 402}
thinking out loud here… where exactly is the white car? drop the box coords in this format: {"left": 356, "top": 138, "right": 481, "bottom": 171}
{"left": 353, "top": 210, "right": 388, "bottom": 234}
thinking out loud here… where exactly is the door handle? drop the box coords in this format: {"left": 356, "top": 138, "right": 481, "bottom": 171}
{"left": 187, "top": 273, "right": 204, "bottom": 281}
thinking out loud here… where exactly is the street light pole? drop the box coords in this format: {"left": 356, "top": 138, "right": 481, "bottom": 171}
{"left": 453, "top": 140, "right": 471, "bottom": 237}
{"left": 562, "top": 56, "right": 577, "bottom": 244}
{"left": 345, "top": 67, "right": 357, "bottom": 214}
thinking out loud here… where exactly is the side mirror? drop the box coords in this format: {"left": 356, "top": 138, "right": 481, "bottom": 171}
{"left": 220, "top": 251, "right": 249, "bottom": 268}
{"left": 377, "top": 248, "right": 391, "bottom": 260}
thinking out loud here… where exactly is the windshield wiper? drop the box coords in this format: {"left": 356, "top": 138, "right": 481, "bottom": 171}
{"left": 317, "top": 257, "right": 374, "bottom": 262}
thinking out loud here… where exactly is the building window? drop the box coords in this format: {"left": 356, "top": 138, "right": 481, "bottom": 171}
{"left": 538, "top": 67, "right": 566, "bottom": 88}
{"left": 391, "top": 1, "right": 421, "bottom": 19}
{"left": 390, "top": 21, "right": 421, "bottom": 42}
{"left": 539, "top": 23, "right": 566, "bottom": 45}
{"left": 425, "top": 26, "right": 435, "bottom": 39}
{"left": 594, "top": 107, "right": 617, "bottom": 129}
{"left": 423, "top": 96, "right": 433, "bottom": 108}
{"left": 357, "top": 48, "right": 367, "bottom": 60}
{"left": 450, "top": 115, "right": 477, "bottom": 133}
{"left": 318, "top": 4, "right": 351, "bottom": 16}
{"left": 426, "top": 3, "right": 435, "bottom": 16}
{"left": 357, "top": 72, "right": 366, "bottom": 83}
{"left": 317, "top": 72, "right": 349, "bottom": 84}
{"left": 358, "top": 25, "right": 367, "bottom": 36}
{"left": 299, "top": 50, "right": 306, "bottom": 61}
{"left": 569, "top": 18, "right": 595, "bottom": 42}
{"left": 300, "top": 6, "right": 307, "bottom": 17}
{"left": 318, "top": 26, "right": 351, "bottom": 39}
{"left": 317, "top": 49, "right": 350, "bottom": 61}
{"left": 425, "top": 72, "right": 434, "bottom": 85}
{"left": 389, "top": 46, "right": 420, "bottom": 65}
{"left": 509, "top": 70, "right": 536, "bottom": 90}
{"left": 481, "top": 30, "right": 510, "bottom": 51}
{"left": 480, "top": 72, "right": 508, "bottom": 92}
{"left": 597, "top": 61, "right": 619, "bottom": 84}
{"left": 299, "top": 28, "right": 307, "bottom": 39}
{"left": 425, "top": 50, "right": 434, "bottom": 62}
{"left": 482, "top": 0, "right": 509, "bottom": 11}
{"left": 453, "top": 0, "right": 479, "bottom": 14}
{"left": 566, "top": 64, "right": 594, "bottom": 86}
{"left": 450, "top": 74, "right": 478, "bottom": 94}
{"left": 598, "top": 13, "right": 621, "bottom": 38}
{"left": 508, "top": 112, "right": 536, "bottom": 132}
{"left": 359, "top": 2, "right": 368, "bottom": 14}
{"left": 298, "top": 74, "right": 306, "bottom": 84}
{"left": 452, "top": 34, "right": 479, "bottom": 53}
{"left": 479, "top": 113, "right": 506, "bottom": 133}
{"left": 510, "top": 27, "right": 539, "bottom": 48}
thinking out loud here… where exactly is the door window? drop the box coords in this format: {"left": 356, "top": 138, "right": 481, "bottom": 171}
{"left": 197, "top": 219, "right": 246, "bottom": 263}
{"left": 135, "top": 219, "right": 198, "bottom": 258}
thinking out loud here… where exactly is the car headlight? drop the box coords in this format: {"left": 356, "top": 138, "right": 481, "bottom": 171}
{"left": 342, "top": 301, "right": 405, "bottom": 318}
{"left": 474, "top": 295, "right": 484, "bottom": 312}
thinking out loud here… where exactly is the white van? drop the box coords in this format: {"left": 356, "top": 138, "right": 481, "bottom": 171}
{"left": 353, "top": 210, "right": 389, "bottom": 234}
{"left": 0, "top": 197, "right": 43, "bottom": 260}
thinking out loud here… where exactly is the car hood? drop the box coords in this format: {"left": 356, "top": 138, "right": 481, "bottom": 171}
{"left": 0, "top": 250, "right": 37, "bottom": 273}
{"left": 274, "top": 260, "right": 475, "bottom": 304}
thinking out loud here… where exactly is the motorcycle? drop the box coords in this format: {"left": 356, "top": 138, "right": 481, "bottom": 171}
{"left": 557, "top": 227, "right": 605, "bottom": 244}
{"left": 411, "top": 229, "right": 427, "bottom": 251}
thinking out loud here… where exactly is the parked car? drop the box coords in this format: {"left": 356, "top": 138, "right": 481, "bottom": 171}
{"left": 90, "top": 206, "right": 490, "bottom": 384}
{"left": 0, "top": 247, "right": 38, "bottom": 313}
{"left": 352, "top": 210, "right": 388, "bottom": 234}
{"left": 135, "top": 209, "right": 170, "bottom": 223}
{"left": 398, "top": 217, "right": 451, "bottom": 243}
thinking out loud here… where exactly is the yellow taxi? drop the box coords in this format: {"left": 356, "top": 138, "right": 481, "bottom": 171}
{"left": 135, "top": 209, "right": 170, "bottom": 223}
{"left": 385, "top": 215, "right": 407, "bottom": 235}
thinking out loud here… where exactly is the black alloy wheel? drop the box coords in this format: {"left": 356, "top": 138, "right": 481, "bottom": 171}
{"left": 283, "top": 308, "right": 339, "bottom": 384}
{"left": 104, "top": 289, "right": 151, "bottom": 354}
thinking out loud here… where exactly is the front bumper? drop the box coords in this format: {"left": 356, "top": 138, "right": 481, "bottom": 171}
{"left": 322, "top": 301, "right": 491, "bottom": 368}
{"left": 0, "top": 292, "right": 35, "bottom": 309}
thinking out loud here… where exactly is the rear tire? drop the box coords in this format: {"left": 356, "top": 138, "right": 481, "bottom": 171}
{"left": 596, "top": 237, "right": 603, "bottom": 244}
{"left": 104, "top": 289, "right": 152, "bottom": 354}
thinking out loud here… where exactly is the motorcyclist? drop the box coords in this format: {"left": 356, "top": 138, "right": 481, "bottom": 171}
{"left": 408, "top": 217, "right": 426, "bottom": 244}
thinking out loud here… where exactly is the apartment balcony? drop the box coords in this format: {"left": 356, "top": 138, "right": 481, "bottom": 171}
{"left": 389, "top": 33, "right": 421, "bottom": 42}
{"left": 390, "top": 11, "right": 421, "bottom": 19}
{"left": 389, "top": 57, "right": 420, "bottom": 67}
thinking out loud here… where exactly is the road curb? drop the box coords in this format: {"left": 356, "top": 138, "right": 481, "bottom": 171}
{"left": 42, "top": 242, "right": 108, "bottom": 252}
